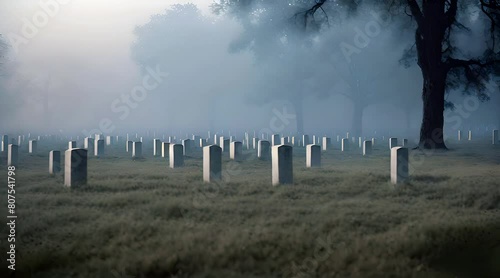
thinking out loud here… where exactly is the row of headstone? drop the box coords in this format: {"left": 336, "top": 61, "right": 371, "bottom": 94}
{"left": 203, "top": 144, "right": 293, "bottom": 185}
{"left": 48, "top": 142, "right": 414, "bottom": 187}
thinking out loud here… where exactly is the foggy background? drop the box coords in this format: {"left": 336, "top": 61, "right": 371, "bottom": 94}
{"left": 0, "top": 0, "right": 498, "bottom": 139}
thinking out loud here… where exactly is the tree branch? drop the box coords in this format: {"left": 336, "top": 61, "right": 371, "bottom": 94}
{"left": 407, "top": 0, "right": 423, "bottom": 26}
{"left": 445, "top": 0, "right": 458, "bottom": 28}
{"left": 446, "top": 57, "right": 499, "bottom": 69}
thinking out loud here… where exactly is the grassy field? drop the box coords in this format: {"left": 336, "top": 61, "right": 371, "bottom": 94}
{"left": 1, "top": 138, "right": 499, "bottom": 278}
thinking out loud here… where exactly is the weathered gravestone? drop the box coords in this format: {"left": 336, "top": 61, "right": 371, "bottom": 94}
{"left": 94, "top": 139, "right": 105, "bottom": 157}
{"left": 49, "top": 150, "right": 61, "bottom": 174}
{"left": 169, "top": 144, "right": 184, "bottom": 168}
{"left": 272, "top": 145, "right": 293, "bottom": 185}
{"left": 199, "top": 138, "right": 206, "bottom": 148}
{"left": 106, "top": 136, "right": 113, "bottom": 146}
{"left": 219, "top": 138, "right": 230, "bottom": 153}
{"left": 203, "top": 145, "right": 222, "bottom": 182}
{"left": 302, "top": 135, "right": 310, "bottom": 147}
{"left": 29, "top": 140, "right": 37, "bottom": 154}
{"left": 341, "top": 138, "right": 349, "bottom": 152}
{"left": 126, "top": 140, "right": 133, "bottom": 153}
{"left": 182, "top": 139, "right": 193, "bottom": 156}
{"left": 230, "top": 141, "right": 243, "bottom": 161}
{"left": 389, "top": 138, "right": 398, "bottom": 150}
{"left": 84, "top": 137, "right": 94, "bottom": 150}
{"left": 153, "top": 139, "right": 162, "bottom": 157}
{"left": 252, "top": 137, "right": 259, "bottom": 150}
{"left": 306, "top": 144, "right": 321, "bottom": 168}
{"left": 162, "top": 142, "right": 170, "bottom": 158}
{"left": 132, "top": 141, "right": 142, "bottom": 158}
{"left": 64, "top": 148, "right": 87, "bottom": 187}
{"left": 391, "top": 147, "right": 409, "bottom": 185}
{"left": 402, "top": 139, "right": 409, "bottom": 147}
{"left": 8, "top": 144, "right": 18, "bottom": 167}
{"left": 280, "top": 137, "right": 289, "bottom": 145}
{"left": 271, "top": 134, "right": 280, "bottom": 146}
{"left": 363, "top": 140, "right": 372, "bottom": 156}
{"left": 322, "top": 137, "right": 331, "bottom": 151}
{"left": 258, "top": 140, "right": 271, "bottom": 160}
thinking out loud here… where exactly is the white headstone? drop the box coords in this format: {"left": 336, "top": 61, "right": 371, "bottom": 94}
{"left": 230, "top": 141, "right": 243, "bottom": 161}
{"left": 258, "top": 140, "right": 271, "bottom": 160}
{"left": 193, "top": 135, "right": 201, "bottom": 147}
{"left": 29, "top": 140, "right": 37, "bottom": 154}
{"left": 8, "top": 144, "right": 18, "bottom": 167}
{"left": 245, "top": 136, "right": 250, "bottom": 150}
{"left": 162, "top": 142, "right": 170, "bottom": 158}
{"left": 402, "top": 139, "right": 408, "bottom": 147}
{"left": 219, "top": 137, "right": 230, "bottom": 153}
{"left": 94, "top": 139, "right": 104, "bottom": 157}
{"left": 302, "top": 135, "right": 309, "bottom": 147}
{"left": 363, "top": 140, "right": 372, "bottom": 156}
{"left": 49, "top": 150, "right": 61, "bottom": 174}
{"left": 271, "top": 134, "right": 280, "bottom": 146}
{"left": 280, "top": 137, "right": 289, "bottom": 145}
{"left": 199, "top": 138, "right": 207, "bottom": 148}
{"left": 132, "top": 142, "right": 142, "bottom": 158}
{"left": 169, "top": 144, "right": 184, "bottom": 168}
{"left": 106, "top": 135, "right": 113, "bottom": 146}
{"left": 389, "top": 138, "right": 398, "bottom": 149}
{"left": 64, "top": 148, "right": 87, "bottom": 187}
{"left": 391, "top": 147, "right": 409, "bottom": 184}
{"left": 153, "top": 139, "right": 162, "bottom": 157}
{"left": 182, "top": 139, "right": 193, "bottom": 156}
{"left": 252, "top": 137, "right": 259, "bottom": 150}
{"left": 272, "top": 145, "right": 293, "bottom": 185}
{"left": 84, "top": 137, "right": 94, "bottom": 150}
{"left": 126, "top": 140, "right": 133, "bottom": 153}
{"left": 341, "top": 138, "right": 349, "bottom": 152}
{"left": 322, "top": 137, "right": 331, "bottom": 151}
{"left": 203, "top": 145, "right": 222, "bottom": 182}
{"left": 306, "top": 144, "right": 321, "bottom": 168}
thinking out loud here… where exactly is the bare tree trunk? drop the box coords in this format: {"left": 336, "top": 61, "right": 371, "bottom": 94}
{"left": 412, "top": 1, "right": 449, "bottom": 149}
{"left": 419, "top": 72, "right": 447, "bottom": 149}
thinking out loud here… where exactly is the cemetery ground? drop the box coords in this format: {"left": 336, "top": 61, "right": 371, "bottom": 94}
{"left": 1, "top": 139, "right": 499, "bottom": 278}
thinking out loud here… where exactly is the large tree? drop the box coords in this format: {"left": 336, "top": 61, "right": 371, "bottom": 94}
{"left": 215, "top": 0, "right": 500, "bottom": 149}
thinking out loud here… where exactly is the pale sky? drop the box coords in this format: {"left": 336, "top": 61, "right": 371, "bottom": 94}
{"left": 0, "top": 0, "right": 219, "bottom": 131}
{"left": 1, "top": 0, "right": 212, "bottom": 54}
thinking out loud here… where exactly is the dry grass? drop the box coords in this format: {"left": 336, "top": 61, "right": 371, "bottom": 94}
{"left": 0, "top": 138, "right": 499, "bottom": 278}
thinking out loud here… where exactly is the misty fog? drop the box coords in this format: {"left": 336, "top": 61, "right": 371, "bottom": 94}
{"left": 1, "top": 0, "right": 498, "bottom": 140}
